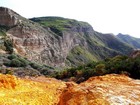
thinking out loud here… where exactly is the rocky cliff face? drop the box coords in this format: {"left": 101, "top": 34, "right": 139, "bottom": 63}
{"left": 0, "top": 74, "right": 140, "bottom": 104}
{"left": 0, "top": 7, "right": 134, "bottom": 68}
{"left": 0, "top": 7, "right": 20, "bottom": 27}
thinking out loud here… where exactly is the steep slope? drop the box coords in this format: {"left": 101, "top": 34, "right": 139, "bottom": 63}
{"left": 117, "top": 33, "right": 140, "bottom": 49}
{"left": 30, "top": 17, "right": 134, "bottom": 66}
{"left": 0, "top": 74, "right": 140, "bottom": 104}
{"left": 95, "top": 32, "right": 133, "bottom": 54}
{"left": 0, "top": 7, "right": 133, "bottom": 68}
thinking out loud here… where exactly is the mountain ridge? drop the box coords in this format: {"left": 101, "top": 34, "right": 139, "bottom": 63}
{"left": 0, "top": 7, "right": 134, "bottom": 68}
{"left": 117, "top": 33, "right": 140, "bottom": 49}
{"left": 0, "top": 7, "right": 140, "bottom": 105}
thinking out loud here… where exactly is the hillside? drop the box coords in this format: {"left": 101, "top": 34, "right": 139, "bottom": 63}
{"left": 0, "top": 7, "right": 140, "bottom": 104}
{"left": 52, "top": 52, "right": 140, "bottom": 83}
{"left": 30, "top": 17, "right": 134, "bottom": 66}
{"left": 117, "top": 33, "right": 140, "bottom": 49}
{"left": 0, "top": 7, "right": 134, "bottom": 69}
{"left": 0, "top": 74, "right": 140, "bottom": 104}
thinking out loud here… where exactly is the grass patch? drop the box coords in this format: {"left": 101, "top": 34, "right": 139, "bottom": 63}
{"left": 30, "top": 17, "right": 90, "bottom": 31}
{"left": 66, "top": 46, "right": 98, "bottom": 66}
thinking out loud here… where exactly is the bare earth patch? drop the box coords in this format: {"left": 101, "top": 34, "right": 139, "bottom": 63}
{"left": 0, "top": 74, "right": 140, "bottom": 105}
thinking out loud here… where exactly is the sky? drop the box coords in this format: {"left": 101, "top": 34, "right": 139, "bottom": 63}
{"left": 1, "top": 0, "right": 140, "bottom": 38}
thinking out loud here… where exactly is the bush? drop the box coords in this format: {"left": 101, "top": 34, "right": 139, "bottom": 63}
{"left": 50, "top": 26, "right": 63, "bottom": 36}
{"left": 18, "top": 58, "right": 29, "bottom": 67}
{"left": 4, "top": 39, "right": 13, "bottom": 54}
{"left": 8, "top": 54, "right": 17, "bottom": 60}
{"left": 5, "top": 69, "right": 14, "bottom": 75}
{"left": 10, "top": 59, "right": 21, "bottom": 67}
{"left": 95, "top": 64, "right": 106, "bottom": 75}
{"left": 30, "top": 63, "right": 42, "bottom": 70}
{"left": 5, "top": 55, "right": 29, "bottom": 67}
{"left": 40, "top": 68, "right": 49, "bottom": 75}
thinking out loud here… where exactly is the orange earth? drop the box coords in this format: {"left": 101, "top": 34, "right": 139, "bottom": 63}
{"left": 0, "top": 74, "right": 140, "bottom": 105}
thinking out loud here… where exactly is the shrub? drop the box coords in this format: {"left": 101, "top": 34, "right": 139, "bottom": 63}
{"left": 50, "top": 26, "right": 63, "bottom": 36}
{"left": 4, "top": 61, "right": 11, "bottom": 67}
{"left": 30, "top": 63, "right": 42, "bottom": 70}
{"left": 18, "top": 58, "right": 29, "bottom": 67}
{"left": 95, "top": 64, "right": 106, "bottom": 75}
{"left": 10, "top": 59, "right": 21, "bottom": 67}
{"left": 4, "top": 39, "right": 13, "bottom": 54}
{"left": 8, "top": 54, "right": 17, "bottom": 60}
{"left": 5, "top": 69, "right": 14, "bottom": 75}
{"left": 39, "top": 68, "right": 49, "bottom": 75}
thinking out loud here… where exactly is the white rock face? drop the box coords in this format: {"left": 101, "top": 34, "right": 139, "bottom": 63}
{"left": 0, "top": 7, "right": 92, "bottom": 67}
{"left": 0, "top": 7, "right": 20, "bottom": 27}
{"left": 0, "top": 7, "right": 133, "bottom": 68}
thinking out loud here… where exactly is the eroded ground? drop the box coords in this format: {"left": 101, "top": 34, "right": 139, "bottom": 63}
{"left": 0, "top": 74, "right": 140, "bottom": 105}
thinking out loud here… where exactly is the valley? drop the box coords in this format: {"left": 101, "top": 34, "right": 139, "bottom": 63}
{"left": 0, "top": 7, "right": 140, "bottom": 104}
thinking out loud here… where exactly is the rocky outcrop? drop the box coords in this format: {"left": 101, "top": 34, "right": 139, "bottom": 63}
{"left": 0, "top": 7, "right": 21, "bottom": 27}
{"left": 130, "top": 50, "right": 140, "bottom": 58}
{"left": 7, "top": 24, "right": 89, "bottom": 67}
{"left": 0, "top": 74, "right": 140, "bottom": 104}
{"left": 0, "top": 7, "right": 91, "bottom": 67}
{"left": 59, "top": 74, "right": 140, "bottom": 105}
{"left": 0, "top": 7, "right": 134, "bottom": 68}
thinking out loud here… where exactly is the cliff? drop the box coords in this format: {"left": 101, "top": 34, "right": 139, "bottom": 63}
{"left": 0, "top": 7, "right": 133, "bottom": 68}
{"left": 0, "top": 74, "right": 140, "bottom": 104}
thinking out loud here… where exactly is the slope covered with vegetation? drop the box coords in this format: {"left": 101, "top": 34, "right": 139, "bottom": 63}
{"left": 0, "top": 53, "right": 54, "bottom": 77}
{"left": 0, "top": 7, "right": 138, "bottom": 79}
{"left": 117, "top": 33, "right": 140, "bottom": 49}
{"left": 1, "top": 6, "right": 134, "bottom": 68}
{"left": 30, "top": 17, "right": 134, "bottom": 67}
{"left": 53, "top": 54, "right": 140, "bottom": 83}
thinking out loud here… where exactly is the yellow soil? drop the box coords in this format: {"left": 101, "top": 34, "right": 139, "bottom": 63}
{"left": 0, "top": 74, "right": 66, "bottom": 105}
{"left": 0, "top": 74, "right": 140, "bottom": 105}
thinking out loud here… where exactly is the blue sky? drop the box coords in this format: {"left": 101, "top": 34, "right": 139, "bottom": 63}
{"left": 1, "top": 0, "right": 140, "bottom": 38}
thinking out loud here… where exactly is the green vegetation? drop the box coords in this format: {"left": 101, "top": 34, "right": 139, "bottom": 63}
{"left": 31, "top": 17, "right": 88, "bottom": 29}
{"left": 117, "top": 33, "right": 140, "bottom": 49}
{"left": 30, "top": 17, "right": 133, "bottom": 65}
{"left": 1, "top": 53, "right": 140, "bottom": 83}
{"left": 5, "top": 54, "right": 29, "bottom": 67}
{"left": 94, "top": 32, "right": 133, "bottom": 55}
{"left": 0, "top": 25, "right": 10, "bottom": 32}
{"left": 4, "top": 38, "right": 13, "bottom": 54}
{"left": 0, "top": 27, "right": 14, "bottom": 54}
{"left": 0, "top": 30, "right": 6, "bottom": 37}
{"left": 66, "top": 46, "right": 98, "bottom": 66}
{"left": 52, "top": 55, "right": 140, "bottom": 83}
{"left": 0, "top": 16, "right": 137, "bottom": 80}
{"left": 30, "top": 17, "right": 90, "bottom": 36}
{"left": 0, "top": 27, "right": 7, "bottom": 49}
{"left": 1, "top": 54, "right": 54, "bottom": 77}
{"left": 49, "top": 26, "right": 63, "bottom": 36}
